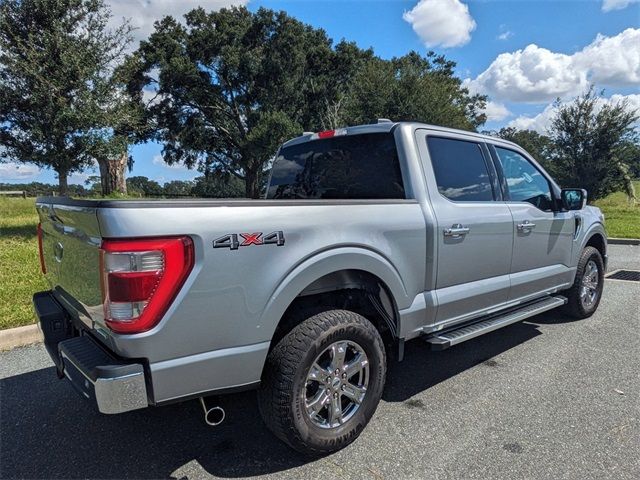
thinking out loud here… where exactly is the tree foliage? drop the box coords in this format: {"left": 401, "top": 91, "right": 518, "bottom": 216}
{"left": 547, "top": 88, "right": 639, "bottom": 200}
{"left": 342, "top": 52, "right": 486, "bottom": 130}
{"left": 126, "top": 176, "right": 163, "bottom": 197}
{"left": 0, "top": 0, "right": 143, "bottom": 195}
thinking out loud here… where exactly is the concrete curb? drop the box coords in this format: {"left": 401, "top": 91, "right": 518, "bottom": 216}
{"left": 608, "top": 238, "right": 640, "bottom": 246}
{"left": 0, "top": 324, "right": 43, "bottom": 351}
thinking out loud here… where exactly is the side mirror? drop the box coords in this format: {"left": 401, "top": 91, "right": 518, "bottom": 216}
{"left": 561, "top": 188, "right": 587, "bottom": 210}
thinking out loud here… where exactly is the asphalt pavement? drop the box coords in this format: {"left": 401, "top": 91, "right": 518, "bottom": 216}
{"left": 1, "top": 245, "right": 638, "bottom": 479}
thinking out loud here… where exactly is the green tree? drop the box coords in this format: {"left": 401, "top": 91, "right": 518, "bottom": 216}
{"left": 547, "top": 88, "right": 639, "bottom": 200}
{"left": 191, "top": 174, "right": 245, "bottom": 198}
{"left": 126, "top": 176, "right": 162, "bottom": 196}
{"left": 126, "top": 7, "right": 342, "bottom": 198}
{"left": 163, "top": 180, "right": 194, "bottom": 196}
{"left": 342, "top": 52, "right": 486, "bottom": 131}
{"left": 0, "top": 0, "right": 140, "bottom": 196}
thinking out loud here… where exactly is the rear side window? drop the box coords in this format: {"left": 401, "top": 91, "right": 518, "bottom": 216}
{"left": 267, "top": 133, "right": 405, "bottom": 199}
{"left": 427, "top": 137, "right": 494, "bottom": 202}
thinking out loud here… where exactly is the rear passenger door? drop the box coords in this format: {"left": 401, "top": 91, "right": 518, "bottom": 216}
{"left": 417, "top": 132, "right": 514, "bottom": 327}
{"left": 490, "top": 146, "right": 575, "bottom": 301}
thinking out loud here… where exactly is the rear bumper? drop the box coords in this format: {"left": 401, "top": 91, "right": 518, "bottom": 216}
{"left": 34, "top": 291, "right": 148, "bottom": 414}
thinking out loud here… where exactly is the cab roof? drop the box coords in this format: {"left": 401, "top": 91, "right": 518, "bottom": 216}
{"left": 281, "top": 121, "right": 520, "bottom": 150}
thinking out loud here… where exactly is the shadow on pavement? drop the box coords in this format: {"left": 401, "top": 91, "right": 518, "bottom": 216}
{"left": 0, "top": 318, "right": 554, "bottom": 479}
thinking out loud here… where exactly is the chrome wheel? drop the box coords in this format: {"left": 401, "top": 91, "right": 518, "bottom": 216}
{"left": 580, "top": 259, "right": 600, "bottom": 309}
{"left": 304, "top": 340, "right": 369, "bottom": 429}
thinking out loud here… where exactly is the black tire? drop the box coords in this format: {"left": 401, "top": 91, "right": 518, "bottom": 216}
{"left": 562, "top": 246, "right": 605, "bottom": 319}
{"left": 258, "top": 309, "right": 386, "bottom": 455}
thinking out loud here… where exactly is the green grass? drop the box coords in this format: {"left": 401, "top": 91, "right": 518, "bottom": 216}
{"left": 594, "top": 181, "right": 640, "bottom": 239}
{"left": 0, "top": 197, "right": 47, "bottom": 330}
{"left": 0, "top": 186, "right": 638, "bottom": 330}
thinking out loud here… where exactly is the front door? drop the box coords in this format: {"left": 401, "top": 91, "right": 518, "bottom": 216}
{"left": 419, "top": 133, "right": 514, "bottom": 326}
{"left": 491, "top": 146, "right": 575, "bottom": 302}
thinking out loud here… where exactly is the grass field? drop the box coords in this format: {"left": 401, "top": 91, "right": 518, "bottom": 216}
{"left": 0, "top": 188, "right": 638, "bottom": 330}
{"left": 593, "top": 181, "right": 640, "bottom": 239}
{"left": 0, "top": 197, "right": 47, "bottom": 330}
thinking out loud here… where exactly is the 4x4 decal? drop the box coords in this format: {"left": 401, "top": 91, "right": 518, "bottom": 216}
{"left": 213, "top": 231, "right": 285, "bottom": 250}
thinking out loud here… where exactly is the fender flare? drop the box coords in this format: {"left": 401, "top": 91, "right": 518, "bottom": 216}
{"left": 257, "top": 246, "right": 410, "bottom": 339}
{"left": 580, "top": 223, "right": 607, "bottom": 251}
{"left": 575, "top": 222, "right": 607, "bottom": 266}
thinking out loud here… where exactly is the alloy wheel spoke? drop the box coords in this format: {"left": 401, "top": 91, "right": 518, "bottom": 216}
{"left": 307, "top": 362, "right": 329, "bottom": 383}
{"left": 330, "top": 342, "right": 347, "bottom": 371}
{"left": 342, "top": 383, "right": 366, "bottom": 404}
{"left": 344, "top": 354, "right": 368, "bottom": 378}
{"left": 306, "top": 387, "right": 330, "bottom": 416}
{"left": 329, "top": 393, "right": 343, "bottom": 425}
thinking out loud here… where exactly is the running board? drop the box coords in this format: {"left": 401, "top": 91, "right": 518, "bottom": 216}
{"left": 424, "top": 296, "right": 567, "bottom": 351}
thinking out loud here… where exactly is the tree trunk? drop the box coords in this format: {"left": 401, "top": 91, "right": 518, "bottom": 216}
{"left": 244, "top": 167, "right": 260, "bottom": 199}
{"left": 58, "top": 170, "right": 68, "bottom": 196}
{"left": 98, "top": 151, "right": 128, "bottom": 196}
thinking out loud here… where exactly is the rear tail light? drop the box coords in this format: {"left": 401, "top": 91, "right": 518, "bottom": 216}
{"left": 37, "top": 222, "right": 46, "bottom": 274}
{"left": 100, "top": 236, "right": 194, "bottom": 334}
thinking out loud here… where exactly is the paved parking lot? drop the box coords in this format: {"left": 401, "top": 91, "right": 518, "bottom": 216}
{"left": 1, "top": 245, "right": 638, "bottom": 480}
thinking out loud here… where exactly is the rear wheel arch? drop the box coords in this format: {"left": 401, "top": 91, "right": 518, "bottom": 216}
{"left": 269, "top": 269, "right": 401, "bottom": 354}
{"left": 257, "top": 247, "right": 409, "bottom": 344}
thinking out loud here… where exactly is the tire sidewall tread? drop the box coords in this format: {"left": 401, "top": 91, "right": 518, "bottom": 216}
{"left": 258, "top": 309, "right": 386, "bottom": 455}
{"left": 563, "top": 246, "right": 605, "bottom": 319}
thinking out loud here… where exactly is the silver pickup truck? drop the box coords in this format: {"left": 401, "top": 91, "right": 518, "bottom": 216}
{"left": 34, "top": 121, "right": 607, "bottom": 454}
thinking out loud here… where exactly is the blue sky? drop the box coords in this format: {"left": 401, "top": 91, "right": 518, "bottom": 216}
{"left": 2, "top": 0, "right": 639, "bottom": 185}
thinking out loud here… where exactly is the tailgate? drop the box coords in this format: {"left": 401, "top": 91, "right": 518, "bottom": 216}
{"left": 36, "top": 198, "right": 103, "bottom": 327}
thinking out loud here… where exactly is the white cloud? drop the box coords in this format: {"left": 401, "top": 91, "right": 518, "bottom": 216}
{"left": 507, "top": 104, "right": 557, "bottom": 133}
{"left": 0, "top": 162, "right": 40, "bottom": 180}
{"left": 573, "top": 29, "right": 640, "bottom": 86}
{"left": 483, "top": 101, "right": 512, "bottom": 121}
{"left": 106, "top": 1, "right": 248, "bottom": 44}
{"left": 152, "top": 154, "right": 189, "bottom": 170}
{"left": 602, "top": 0, "right": 640, "bottom": 12}
{"left": 507, "top": 93, "right": 640, "bottom": 133}
{"left": 497, "top": 25, "right": 513, "bottom": 41}
{"left": 467, "top": 45, "right": 585, "bottom": 103}
{"left": 403, "top": 0, "right": 476, "bottom": 48}
{"left": 466, "top": 28, "right": 640, "bottom": 103}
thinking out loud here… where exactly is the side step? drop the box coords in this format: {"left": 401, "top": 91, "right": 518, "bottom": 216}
{"left": 424, "top": 296, "right": 567, "bottom": 351}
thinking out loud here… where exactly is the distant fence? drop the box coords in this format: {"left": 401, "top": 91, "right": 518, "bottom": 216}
{"left": 0, "top": 190, "right": 27, "bottom": 199}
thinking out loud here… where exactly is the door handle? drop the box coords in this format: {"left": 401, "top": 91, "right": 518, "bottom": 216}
{"left": 517, "top": 220, "right": 536, "bottom": 232}
{"left": 444, "top": 224, "right": 470, "bottom": 238}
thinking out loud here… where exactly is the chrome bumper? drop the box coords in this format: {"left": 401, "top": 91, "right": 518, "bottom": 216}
{"left": 59, "top": 336, "right": 148, "bottom": 414}
{"left": 35, "top": 290, "right": 148, "bottom": 414}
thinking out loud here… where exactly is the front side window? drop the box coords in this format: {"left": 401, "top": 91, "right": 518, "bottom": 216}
{"left": 494, "top": 147, "right": 553, "bottom": 211}
{"left": 427, "top": 137, "right": 494, "bottom": 202}
{"left": 267, "top": 133, "right": 405, "bottom": 199}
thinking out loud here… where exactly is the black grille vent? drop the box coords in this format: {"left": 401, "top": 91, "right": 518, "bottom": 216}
{"left": 606, "top": 270, "right": 640, "bottom": 282}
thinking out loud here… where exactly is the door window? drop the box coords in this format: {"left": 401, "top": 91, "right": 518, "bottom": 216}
{"left": 427, "top": 137, "right": 494, "bottom": 202}
{"left": 494, "top": 147, "right": 553, "bottom": 211}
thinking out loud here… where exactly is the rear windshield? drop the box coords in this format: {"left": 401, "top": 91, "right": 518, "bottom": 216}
{"left": 267, "top": 133, "right": 405, "bottom": 199}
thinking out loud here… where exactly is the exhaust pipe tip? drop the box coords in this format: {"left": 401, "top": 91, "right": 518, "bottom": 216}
{"left": 200, "top": 397, "right": 225, "bottom": 426}
{"left": 204, "top": 405, "right": 226, "bottom": 426}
